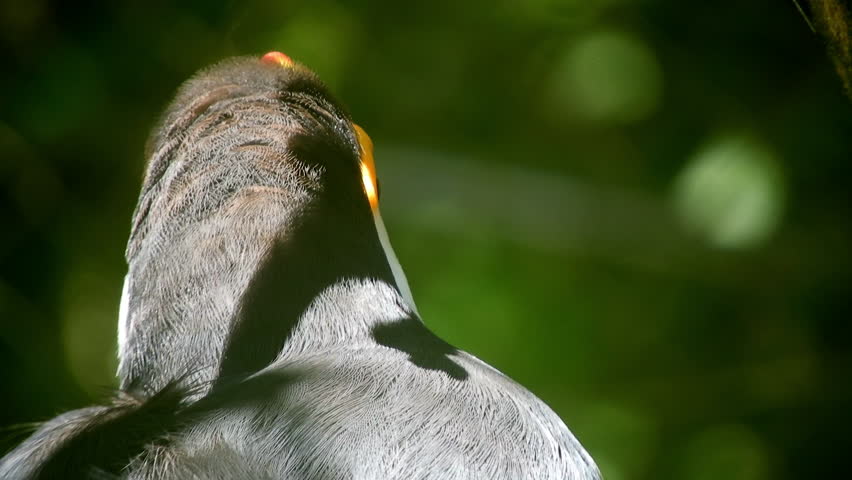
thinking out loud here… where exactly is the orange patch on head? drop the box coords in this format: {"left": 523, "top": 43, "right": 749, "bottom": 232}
{"left": 260, "top": 51, "right": 294, "bottom": 68}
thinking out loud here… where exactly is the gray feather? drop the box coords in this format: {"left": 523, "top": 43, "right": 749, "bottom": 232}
{"left": 0, "top": 56, "right": 601, "bottom": 480}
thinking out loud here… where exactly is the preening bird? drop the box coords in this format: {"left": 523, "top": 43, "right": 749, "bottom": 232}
{"left": 0, "top": 52, "right": 601, "bottom": 479}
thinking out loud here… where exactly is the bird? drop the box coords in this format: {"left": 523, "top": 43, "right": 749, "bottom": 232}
{"left": 0, "top": 52, "right": 601, "bottom": 479}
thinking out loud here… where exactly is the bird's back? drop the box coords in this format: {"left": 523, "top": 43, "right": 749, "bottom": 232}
{"left": 126, "top": 338, "right": 598, "bottom": 479}
{"left": 1, "top": 330, "right": 599, "bottom": 480}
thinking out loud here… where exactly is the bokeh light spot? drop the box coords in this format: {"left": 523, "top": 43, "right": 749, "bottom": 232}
{"left": 673, "top": 134, "right": 785, "bottom": 249}
{"left": 550, "top": 29, "right": 662, "bottom": 124}
{"left": 264, "top": 3, "right": 359, "bottom": 90}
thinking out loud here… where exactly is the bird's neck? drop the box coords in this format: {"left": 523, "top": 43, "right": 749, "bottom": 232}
{"left": 275, "top": 277, "right": 415, "bottom": 360}
{"left": 118, "top": 193, "right": 415, "bottom": 395}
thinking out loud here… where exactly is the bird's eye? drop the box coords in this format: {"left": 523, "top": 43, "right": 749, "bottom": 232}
{"left": 353, "top": 123, "right": 379, "bottom": 209}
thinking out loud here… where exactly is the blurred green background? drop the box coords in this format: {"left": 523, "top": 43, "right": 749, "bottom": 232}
{"left": 1, "top": 0, "right": 850, "bottom": 478}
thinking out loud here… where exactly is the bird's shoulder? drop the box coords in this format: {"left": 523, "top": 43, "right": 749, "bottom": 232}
{"left": 165, "top": 344, "right": 600, "bottom": 479}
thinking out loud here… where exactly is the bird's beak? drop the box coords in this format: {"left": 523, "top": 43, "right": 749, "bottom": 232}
{"left": 351, "top": 123, "right": 417, "bottom": 313}
{"left": 353, "top": 123, "right": 379, "bottom": 211}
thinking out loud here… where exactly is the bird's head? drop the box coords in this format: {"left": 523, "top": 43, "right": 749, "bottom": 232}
{"left": 119, "top": 52, "right": 416, "bottom": 391}
{"left": 132, "top": 51, "right": 379, "bottom": 255}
